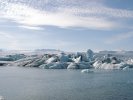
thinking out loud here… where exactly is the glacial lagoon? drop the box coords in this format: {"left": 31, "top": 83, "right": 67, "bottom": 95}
{"left": 0, "top": 66, "right": 133, "bottom": 100}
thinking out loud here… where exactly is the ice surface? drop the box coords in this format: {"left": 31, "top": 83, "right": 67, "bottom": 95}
{"left": 86, "top": 49, "right": 94, "bottom": 62}
{"left": 58, "top": 53, "right": 69, "bottom": 62}
{"left": 46, "top": 57, "right": 57, "bottom": 63}
{"left": 93, "top": 55, "right": 133, "bottom": 69}
{"left": 67, "top": 63, "right": 79, "bottom": 69}
{"left": 73, "top": 56, "right": 81, "bottom": 63}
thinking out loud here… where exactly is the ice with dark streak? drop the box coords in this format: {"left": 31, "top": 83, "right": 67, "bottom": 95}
{"left": 1, "top": 49, "right": 133, "bottom": 70}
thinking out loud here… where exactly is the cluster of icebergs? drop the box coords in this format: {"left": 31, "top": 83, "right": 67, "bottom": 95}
{"left": 9, "top": 49, "right": 93, "bottom": 69}
{"left": 93, "top": 55, "right": 133, "bottom": 70}
{"left": 5, "top": 49, "right": 132, "bottom": 70}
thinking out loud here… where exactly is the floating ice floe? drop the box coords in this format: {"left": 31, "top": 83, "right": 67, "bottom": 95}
{"left": 81, "top": 69, "right": 94, "bottom": 73}
{"left": 123, "top": 66, "right": 130, "bottom": 70}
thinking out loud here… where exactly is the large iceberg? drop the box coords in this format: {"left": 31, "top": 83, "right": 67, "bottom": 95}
{"left": 86, "top": 49, "right": 94, "bottom": 62}
{"left": 9, "top": 49, "right": 94, "bottom": 69}
{"left": 93, "top": 55, "right": 132, "bottom": 69}
{"left": 7, "top": 49, "right": 133, "bottom": 70}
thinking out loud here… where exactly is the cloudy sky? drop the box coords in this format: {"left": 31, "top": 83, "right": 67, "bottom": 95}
{"left": 0, "top": 0, "right": 133, "bottom": 52}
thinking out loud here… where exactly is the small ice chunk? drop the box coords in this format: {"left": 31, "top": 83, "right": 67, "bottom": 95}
{"left": 81, "top": 69, "right": 94, "bottom": 73}
{"left": 123, "top": 66, "right": 130, "bottom": 70}
{"left": 0, "top": 96, "right": 5, "bottom": 100}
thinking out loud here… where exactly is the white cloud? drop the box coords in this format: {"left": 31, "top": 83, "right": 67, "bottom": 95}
{"left": 106, "top": 31, "right": 133, "bottom": 44}
{"left": 18, "top": 25, "right": 44, "bottom": 30}
{"left": 0, "top": 1, "right": 133, "bottom": 30}
{"left": 59, "top": 6, "right": 133, "bottom": 18}
{"left": 0, "top": 2, "right": 118, "bottom": 30}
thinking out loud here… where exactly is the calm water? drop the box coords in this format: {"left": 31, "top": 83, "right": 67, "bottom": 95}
{"left": 0, "top": 67, "right": 133, "bottom": 100}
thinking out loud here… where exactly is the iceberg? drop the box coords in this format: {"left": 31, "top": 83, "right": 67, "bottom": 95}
{"left": 73, "top": 56, "right": 81, "bottom": 63}
{"left": 39, "top": 62, "right": 68, "bottom": 69}
{"left": 49, "top": 62, "right": 68, "bottom": 69}
{"left": 78, "top": 62, "right": 92, "bottom": 69}
{"left": 86, "top": 49, "right": 94, "bottom": 62}
{"left": 93, "top": 55, "right": 128, "bottom": 69}
{"left": 58, "top": 53, "right": 69, "bottom": 62}
{"left": 39, "top": 63, "right": 53, "bottom": 69}
{"left": 67, "top": 62, "right": 92, "bottom": 69}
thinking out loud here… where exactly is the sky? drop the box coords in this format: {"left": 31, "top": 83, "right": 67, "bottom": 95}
{"left": 0, "top": 0, "right": 133, "bottom": 52}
